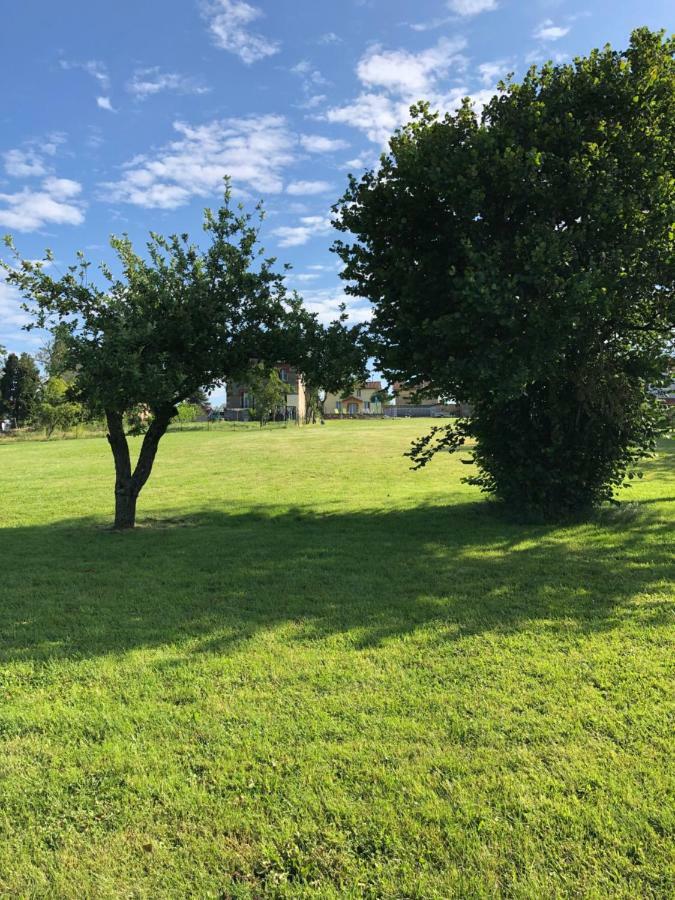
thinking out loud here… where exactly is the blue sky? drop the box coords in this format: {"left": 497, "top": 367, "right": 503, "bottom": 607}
{"left": 1, "top": 0, "right": 673, "bottom": 374}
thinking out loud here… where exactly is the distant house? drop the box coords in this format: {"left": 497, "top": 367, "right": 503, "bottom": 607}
{"left": 225, "top": 364, "right": 306, "bottom": 422}
{"left": 323, "top": 381, "right": 384, "bottom": 416}
{"left": 388, "top": 381, "right": 471, "bottom": 417}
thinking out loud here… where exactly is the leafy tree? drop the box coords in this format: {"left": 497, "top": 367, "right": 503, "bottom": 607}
{"left": 2, "top": 188, "right": 297, "bottom": 528}
{"left": 34, "top": 377, "right": 83, "bottom": 438}
{"left": 173, "top": 402, "right": 201, "bottom": 430}
{"left": 298, "top": 305, "right": 368, "bottom": 422}
{"left": 247, "top": 363, "right": 288, "bottom": 426}
{"left": 333, "top": 28, "right": 675, "bottom": 517}
{"left": 37, "top": 323, "right": 75, "bottom": 382}
{"left": 0, "top": 352, "right": 40, "bottom": 425}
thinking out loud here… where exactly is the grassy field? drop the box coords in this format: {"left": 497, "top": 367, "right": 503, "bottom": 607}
{"left": 0, "top": 420, "right": 673, "bottom": 898}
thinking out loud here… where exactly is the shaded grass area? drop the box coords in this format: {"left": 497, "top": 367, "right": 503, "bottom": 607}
{"left": 0, "top": 422, "right": 673, "bottom": 897}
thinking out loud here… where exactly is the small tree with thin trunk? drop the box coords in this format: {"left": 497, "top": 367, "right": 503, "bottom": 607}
{"left": 247, "top": 363, "right": 287, "bottom": 426}
{"left": 2, "top": 188, "right": 295, "bottom": 528}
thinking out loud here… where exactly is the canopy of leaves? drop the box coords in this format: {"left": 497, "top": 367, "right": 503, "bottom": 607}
{"left": 2, "top": 186, "right": 295, "bottom": 423}
{"left": 333, "top": 28, "right": 675, "bottom": 514}
{"left": 33, "top": 376, "right": 83, "bottom": 438}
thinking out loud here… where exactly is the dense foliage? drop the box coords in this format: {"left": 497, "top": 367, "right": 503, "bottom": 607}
{"left": 0, "top": 352, "right": 40, "bottom": 426}
{"left": 334, "top": 28, "right": 675, "bottom": 516}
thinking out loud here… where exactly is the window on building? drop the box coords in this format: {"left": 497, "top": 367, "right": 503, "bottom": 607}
{"left": 279, "top": 368, "right": 289, "bottom": 383}
{"left": 336, "top": 401, "right": 342, "bottom": 412}
{"left": 357, "top": 389, "right": 362, "bottom": 397}
{"left": 348, "top": 402, "right": 358, "bottom": 415}
{"left": 364, "top": 401, "right": 370, "bottom": 411}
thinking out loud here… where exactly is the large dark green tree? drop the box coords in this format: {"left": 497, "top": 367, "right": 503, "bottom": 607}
{"left": 334, "top": 28, "right": 675, "bottom": 517}
{"left": 2, "top": 189, "right": 299, "bottom": 528}
{"left": 0, "top": 352, "right": 40, "bottom": 426}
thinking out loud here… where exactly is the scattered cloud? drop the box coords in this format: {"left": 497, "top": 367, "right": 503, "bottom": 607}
{"left": 356, "top": 36, "right": 467, "bottom": 96}
{"left": 96, "top": 96, "right": 116, "bottom": 112}
{"left": 59, "top": 59, "right": 110, "bottom": 90}
{"left": 127, "top": 68, "right": 211, "bottom": 99}
{"left": 300, "top": 134, "right": 349, "bottom": 153}
{"left": 291, "top": 59, "right": 331, "bottom": 110}
{"left": 447, "top": 0, "right": 497, "bottom": 14}
{"left": 325, "top": 92, "right": 404, "bottom": 145}
{"left": 201, "top": 0, "right": 279, "bottom": 64}
{"left": 300, "top": 286, "right": 372, "bottom": 324}
{"left": 4, "top": 148, "right": 48, "bottom": 178}
{"left": 324, "top": 36, "right": 495, "bottom": 145}
{"left": 100, "top": 115, "right": 297, "bottom": 208}
{"left": 291, "top": 59, "right": 328, "bottom": 87}
{"left": 407, "top": 16, "right": 455, "bottom": 32}
{"left": 317, "top": 32, "right": 342, "bottom": 45}
{"left": 478, "top": 59, "right": 514, "bottom": 86}
{"left": 288, "top": 272, "right": 321, "bottom": 283}
{"left": 0, "top": 177, "right": 85, "bottom": 232}
{"left": 533, "top": 19, "right": 570, "bottom": 41}
{"left": 272, "top": 215, "right": 333, "bottom": 247}
{"left": 286, "top": 180, "right": 333, "bottom": 196}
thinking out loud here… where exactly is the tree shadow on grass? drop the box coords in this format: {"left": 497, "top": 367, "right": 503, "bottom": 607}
{"left": 0, "top": 498, "right": 672, "bottom": 665}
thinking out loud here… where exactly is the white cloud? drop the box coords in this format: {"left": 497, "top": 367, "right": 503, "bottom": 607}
{"left": 325, "top": 93, "right": 406, "bottom": 145}
{"left": 291, "top": 59, "right": 327, "bottom": 87}
{"left": 300, "top": 287, "right": 372, "bottom": 324}
{"left": 357, "top": 36, "right": 466, "bottom": 96}
{"left": 286, "top": 180, "right": 333, "bottom": 196}
{"left": 0, "top": 177, "right": 84, "bottom": 231}
{"left": 300, "top": 134, "right": 349, "bottom": 153}
{"left": 100, "top": 115, "right": 297, "bottom": 209}
{"left": 127, "top": 68, "right": 211, "bottom": 99}
{"left": 201, "top": 0, "right": 279, "bottom": 64}
{"left": 4, "top": 149, "right": 48, "bottom": 178}
{"left": 289, "top": 273, "right": 321, "bottom": 283}
{"left": 291, "top": 59, "right": 331, "bottom": 110}
{"left": 299, "top": 94, "right": 328, "bottom": 110}
{"left": 533, "top": 20, "right": 570, "bottom": 41}
{"left": 325, "top": 36, "right": 495, "bottom": 145}
{"left": 478, "top": 59, "right": 513, "bottom": 86}
{"left": 447, "top": 0, "right": 497, "bottom": 14}
{"left": 96, "top": 96, "right": 116, "bottom": 112}
{"left": 3, "top": 135, "right": 66, "bottom": 178}
{"left": 272, "top": 215, "right": 332, "bottom": 247}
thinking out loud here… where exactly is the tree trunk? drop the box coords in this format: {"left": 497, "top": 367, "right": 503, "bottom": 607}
{"left": 114, "top": 487, "right": 138, "bottom": 530}
{"left": 107, "top": 410, "right": 135, "bottom": 529}
{"left": 106, "top": 406, "right": 174, "bottom": 529}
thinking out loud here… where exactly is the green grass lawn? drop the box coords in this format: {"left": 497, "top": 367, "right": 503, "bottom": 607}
{"left": 0, "top": 420, "right": 673, "bottom": 898}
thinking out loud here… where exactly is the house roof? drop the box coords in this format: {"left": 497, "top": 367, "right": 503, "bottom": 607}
{"left": 364, "top": 381, "right": 382, "bottom": 390}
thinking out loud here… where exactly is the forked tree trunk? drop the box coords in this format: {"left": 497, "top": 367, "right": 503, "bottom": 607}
{"left": 106, "top": 407, "right": 174, "bottom": 529}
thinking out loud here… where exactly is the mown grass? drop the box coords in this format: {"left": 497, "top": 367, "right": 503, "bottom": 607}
{"left": 0, "top": 420, "right": 673, "bottom": 898}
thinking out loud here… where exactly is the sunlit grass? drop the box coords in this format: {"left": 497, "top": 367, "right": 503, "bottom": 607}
{"left": 0, "top": 420, "right": 672, "bottom": 897}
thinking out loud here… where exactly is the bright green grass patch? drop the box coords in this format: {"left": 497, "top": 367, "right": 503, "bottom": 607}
{"left": 0, "top": 420, "right": 673, "bottom": 897}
